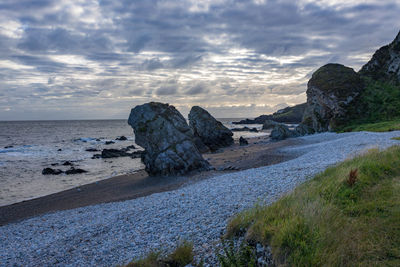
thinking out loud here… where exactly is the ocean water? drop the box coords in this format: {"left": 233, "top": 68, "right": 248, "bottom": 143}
{"left": 0, "top": 119, "right": 267, "bottom": 206}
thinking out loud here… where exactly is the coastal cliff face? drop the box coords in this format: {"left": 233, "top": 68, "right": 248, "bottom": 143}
{"left": 359, "top": 31, "right": 400, "bottom": 84}
{"left": 189, "top": 106, "right": 233, "bottom": 151}
{"left": 128, "top": 102, "right": 209, "bottom": 176}
{"left": 301, "top": 64, "right": 364, "bottom": 132}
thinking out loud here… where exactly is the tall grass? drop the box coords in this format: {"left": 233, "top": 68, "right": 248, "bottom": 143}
{"left": 226, "top": 146, "right": 400, "bottom": 266}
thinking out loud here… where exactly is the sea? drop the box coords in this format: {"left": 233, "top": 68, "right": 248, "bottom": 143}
{"left": 0, "top": 119, "right": 267, "bottom": 206}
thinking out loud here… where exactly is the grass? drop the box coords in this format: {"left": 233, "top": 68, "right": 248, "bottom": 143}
{"left": 225, "top": 146, "right": 400, "bottom": 266}
{"left": 124, "top": 241, "right": 194, "bottom": 267}
{"left": 339, "top": 119, "right": 400, "bottom": 132}
{"left": 337, "top": 78, "right": 400, "bottom": 132}
{"left": 392, "top": 137, "right": 400, "bottom": 140}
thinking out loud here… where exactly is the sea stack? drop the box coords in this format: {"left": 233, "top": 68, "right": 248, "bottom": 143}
{"left": 189, "top": 106, "right": 234, "bottom": 151}
{"left": 301, "top": 64, "right": 364, "bottom": 132}
{"left": 128, "top": 102, "right": 210, "bottom": 176}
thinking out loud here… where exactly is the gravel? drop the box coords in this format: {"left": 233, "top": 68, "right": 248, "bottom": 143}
{"left": 1, "top": 131, "right": 399, "bottom": 266}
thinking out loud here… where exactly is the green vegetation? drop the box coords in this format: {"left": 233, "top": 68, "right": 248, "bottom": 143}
{"left": 338, "top": 78, "right": 400, "bottom": 132}
{"left": 124, "top": 241, "right": 194, "bottom": 267}
{"left": 339, "top": 119, "right": 400, "bottom": 133}
{"left": 392, "top": 137, "right": 400, "bottom": 140}
{"left": 217, "top": 239, "right": 257, "bottom": 267}
{"left": 225, "top": 146, "right": 400, "bottom": 266}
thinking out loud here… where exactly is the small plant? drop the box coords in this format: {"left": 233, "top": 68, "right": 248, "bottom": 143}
{"left": 217, "top": 239, "right": 257, "bottom": 267}
{"left": 164, "top": 241, "right": 194, "bottom": 267}
{"left": 124, "top": 241, "right": 194, "bottom": 267}
{"left": 346, "top": 168, "right": 358, "bottom": 187}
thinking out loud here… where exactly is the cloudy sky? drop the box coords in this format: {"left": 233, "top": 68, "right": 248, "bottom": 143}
{"left": 1, "top": 0, "right": 400, "bottom": 120}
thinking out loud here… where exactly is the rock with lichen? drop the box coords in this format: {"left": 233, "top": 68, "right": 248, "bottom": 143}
{"left": 359, "top": 30, "right": 400, "bottom": 84}
{"left": 189, "top": 106, "right": 234, "bottom": 151}
{"left": 301, "top": 64, "right": 364, "bottom": 132}
{"left": 128, "top": 102, "right": 210, "bottom": 176}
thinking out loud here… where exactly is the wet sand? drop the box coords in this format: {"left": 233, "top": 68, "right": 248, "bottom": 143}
{"left": 0, "top": 136, "right": 303, "bottom": 226}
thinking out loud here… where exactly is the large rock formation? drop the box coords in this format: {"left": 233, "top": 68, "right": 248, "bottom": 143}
{"left": 301, "top": 64, "right": 364, "bottom": 132}
{"left": 189, "top": 106, "right": 234, "bottom": 151}
{"left": 233, "top": 103, "right": 306, "bottom": 124}
{"left": 270, "top": 124, "right": 298, "bottom": 141}
{"left": 128, "top": 102, "right": 210, "bottom": 176}
{"left": 359, "top": 31, "right": 400, "bottom": 84}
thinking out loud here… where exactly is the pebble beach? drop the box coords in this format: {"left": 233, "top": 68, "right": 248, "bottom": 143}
{"left": 1, "top": 131, "right": 400, "bottom": 266}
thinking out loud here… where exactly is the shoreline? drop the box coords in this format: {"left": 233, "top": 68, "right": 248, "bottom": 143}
{"left": 0, "top": 136, "right": 301, "bottom": 226}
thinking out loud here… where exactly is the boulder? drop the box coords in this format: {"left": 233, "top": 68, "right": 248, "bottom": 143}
{"left": 262, "top": 120, "right": 280, "bottom": 130}
{"left": 231, "top": 126, "right": 258, "bottom": 132}
{"left": 105, "top": 141, "right": 115, "bottom": 145}
{"left": 294, "top": 123, "right": 315, "bottom": 136}
{"left": 128, "top": 102, "right": 210, "bottom": 176}
{"left": 116, "top": 136, "right": 128, "bottom": 141}
{"left": 360, "top": 30, "right": 400, "bottom": 84}
{"left": 270, "top": 124, "right": 298, "bottom": 141}
{"left": 189, "top": 106, "right": 234, "bottom": 151}
{"left": 302, "top": 64, "right": 364, "bottom": 132}
{"left": 239, "top": 136, "right": 249, "bottom": 146}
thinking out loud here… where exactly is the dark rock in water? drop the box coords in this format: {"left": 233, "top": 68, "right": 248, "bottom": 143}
{"left": 360, "top": 30, "right": 400, "bottom": 84}
{"left": 116, "top": 136, "right": 128, "bottom": 141}
{"left": 233, "top": 103, "right": 307, "bottom": 124}
{"left": 301, "top": 64, "right": 364, "bottom": 132}
{"left": 85, "top": 148, "right": 99, "bottom": 152}
{"left": 101, "top": 148, "right": 131, "bottom": 158}
{"left": 270, "top": 124, "right": 298, "bottom": 141}
{"left": 65, "top": 167, "right": 87, "bottom": 175}
{"left": 62, "top": 161, "right": 73, "bottom": 166}
{"left": 125, "top": 145, "right": 136, "bottom": 150}
{"left": 105, "top": 141, "right": 115, "bottom": 145}
{"left": 262, "top": 120, "right": 280, "bottom": 130}
{"left": 128, "top": 102, "right": 210, "bottom": 176}
{"left": 57, "top": 149, "right": 62, "bottom": 151}
{"left": 239, "top": 136, "right": 249, "bottom": 146}
{"left": 189, "top": 106, "right": 234, "bottom": 151}
{"left": 231, "top": 126, "right": 258, "bottom": 132}
{"left": 96, "top": 138, "right": 101, "bottom": 141}
{"left": 4, "top": 145, "right": 13, "bottom": 149}
{"left": 42, "top": 168, "right": 63, "bottom": 175}
{"left": 51, "top": 163, "right": 59, "bottom": 166}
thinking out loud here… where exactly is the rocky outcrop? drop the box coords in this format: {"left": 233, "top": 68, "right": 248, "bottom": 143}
{"left": 262, "top": 120, "right": 280, "bottom": 130}
{"left": 231, "top": 126, "right": 258, "bottom": 132}
{"left": 360, "top": 31, "right": 400, "bottom": 84}
{"left": 233, "top": 103, "right": 306, "bottom": 124}
{"left": 270, "top": 124, "right": 298, "bottom": 141}
{"left": 301, "top": 64, "right": 364, "bottom": 132}
{"left": 189, "top": 106, "right": 234, "bottom": 151}
{"left": 128, "top": 102, "right": 210, "bottom": 176}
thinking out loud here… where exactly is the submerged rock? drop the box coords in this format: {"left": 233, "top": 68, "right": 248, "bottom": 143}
{"left": 42, "top": 168, "right": 63, "bottom": 175}
{"left": 302, "top": 64, "right": 364, "bottom": 132}
{"left": 128, "top": 102, "right": 210, "bottom": 176}
{"left": 270, "top": 124, "right": 298, "bottom": 141}
{"left": 189, "top": 106, "right": 234, "bottom": 151}
{"left": 231, "top": 127, "right": 258, "bottom": 132}
{"left": 65, "top": 167, "right": 87, "bottom": 175}
{"left": 115, "top": 136, "right": 128, "bottom": 141}
{"left": 105, "top": 141, "right": 115, "bottom": 145}
{"left": 239, "top": 136, "right": 249, "bottom": 146}
{"left": 62, "top": 161, "right": 73, "bottom": 166}
{"left": 85, "top": 148, "right": 99, "bottom": 152}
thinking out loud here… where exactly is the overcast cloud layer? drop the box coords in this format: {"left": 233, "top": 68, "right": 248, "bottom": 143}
{"left": 1, "top": 0, "right": 400, "bottom": 120}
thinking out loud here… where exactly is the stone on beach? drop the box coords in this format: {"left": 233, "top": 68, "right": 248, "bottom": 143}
{"left": 270, "top": 124, "right": 298, "bottom": 141}
{"left": 189, "top": 106, "right": 234, "bottom": 151}
{"left": 128, "top": 102, "right": 210, "bottom": 176}
{"left": 42, "top": 168, "right": 63, "bottom": 175}
{"left": 239, "top": 136, "right": 249, "bottom": 146}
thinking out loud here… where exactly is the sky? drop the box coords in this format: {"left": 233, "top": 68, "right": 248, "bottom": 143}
{"left": 0, "top": 0, "right": 400, "bottom": 120}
